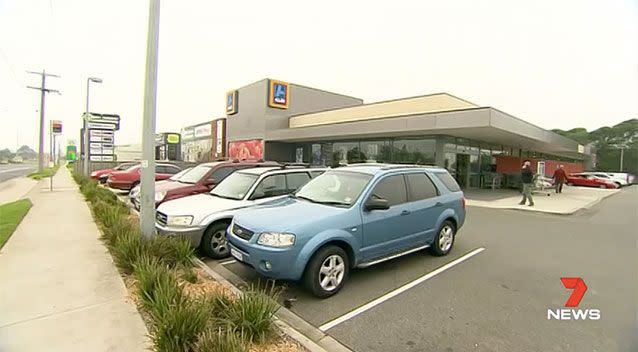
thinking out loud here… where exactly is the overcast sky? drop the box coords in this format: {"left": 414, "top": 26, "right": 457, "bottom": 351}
{"left": 0, "top": 0, "right": 636, "bottom": 151}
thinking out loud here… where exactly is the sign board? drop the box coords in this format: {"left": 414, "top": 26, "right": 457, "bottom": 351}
{"left": 86, "top": 113, "right": 120, "bottom": 130}
{"left": 215, "top": 120, "right": 224, "bottom": 154}
{"left": 90, "top": 155, "right": 115, "bottom": 162}
{"left": 226, "top": 90, "right": 238, "bottom": 115}
{"left": 166, "top": 133, "right": 180, "bottom": 144}
{"left": 51, "top": 120, "right": 62, "bottom": 134}
{"left": 181, "top": 127, "right": 195, "bottom": 141}
{"left": 88, "top": 122, "right": 117, "bottom": 130}
{"left": 268, "top": 79, "right": 289, "bottom": 109}
{"left": 194, "top": 124, "right": 212, "bottom": 138}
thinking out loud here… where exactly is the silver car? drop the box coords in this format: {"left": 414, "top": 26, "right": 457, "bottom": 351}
{"left": 155, "top": 166, "right": 326, "bottom": 258}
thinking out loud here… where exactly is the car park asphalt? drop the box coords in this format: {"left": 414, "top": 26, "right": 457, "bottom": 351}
{"left": 205, "top": 187, "right": 637, "bottom": 352}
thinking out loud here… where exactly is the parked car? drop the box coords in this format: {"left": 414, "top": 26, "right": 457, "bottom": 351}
{"left": 605, "top": 172, "right": 634, "bottom": 185}
{"left": 129, "top": 167, "right": 192, "bottom": 204}
{"left": 581, "top": 172, "right": 629, "bottom": 187}
{"left": 0, "top": 159, "right": 8, "bottom": 164}
{"left": 132, "top": 160, "right": 278, "bottom": 209}
{"left": 566, "top": 173, "right": 618, "bottom": 189}
{"left": 106, "top": 163, "right": 182, "bottom": 191}
{"left": 9, "top": 156, "right": 23, "bottom": 163}
{"left": 155, "top": 165, "right": 326, "bottom": 258}
{"left": 227, "top": 164, "right": 466, "bottom": 298}
{"left": 90, "top": 162, "right": 138, "bottom": 183}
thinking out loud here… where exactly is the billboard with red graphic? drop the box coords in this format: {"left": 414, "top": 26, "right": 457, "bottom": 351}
{"left": 228, "top": 139, "right": 263, "bottom": 160}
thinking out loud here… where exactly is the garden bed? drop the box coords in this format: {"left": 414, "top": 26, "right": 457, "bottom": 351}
{"left": 71, "top": 173, "right": 303, "bottom": 352}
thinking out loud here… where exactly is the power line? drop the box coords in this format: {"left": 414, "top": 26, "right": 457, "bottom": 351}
{"left": 26, "top": 69, "right": 61, "bottom": 172}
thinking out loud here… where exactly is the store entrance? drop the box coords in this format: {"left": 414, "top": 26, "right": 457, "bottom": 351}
{"left": 456, "top": 154, "right": 470, "bottom": 189}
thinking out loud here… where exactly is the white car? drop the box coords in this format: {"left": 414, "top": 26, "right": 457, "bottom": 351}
{"left": 581, "top": 172, "right": 628, "bottom": 187}
{"left": 155, "top": 166, "right": 326, "bottom": 258}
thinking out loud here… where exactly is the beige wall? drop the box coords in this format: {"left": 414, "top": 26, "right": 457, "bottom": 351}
{"left": 289, "top": 93, "right": 478, "bottom": 128}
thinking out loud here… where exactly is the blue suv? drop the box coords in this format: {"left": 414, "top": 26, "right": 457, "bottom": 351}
{"left": 227, "top": 164, "right": 466, "bottom": 298}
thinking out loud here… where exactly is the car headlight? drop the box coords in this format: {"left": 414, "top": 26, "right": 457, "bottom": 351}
{"left": 257, "top": 232, "right": 296, "bottom": 247}
{"left": 166, "top": 215, "right": 193, "bottom": 226}
{"left": 90, "top": 171, "right": 97, "bottom": 177}
{"left": 155, "top": 191, "right": 167, "bottom": 202}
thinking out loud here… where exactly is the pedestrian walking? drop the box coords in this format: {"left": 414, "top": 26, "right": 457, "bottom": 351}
{"left": 552, "top": 164, "right": 567, "bottom": 194}
{"left": 519, "top": 160, "right": 535, "bottom": 206}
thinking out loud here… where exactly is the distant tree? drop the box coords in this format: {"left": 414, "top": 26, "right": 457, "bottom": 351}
{"left": 554, "top": 119, "right": 638, "bottom": 174}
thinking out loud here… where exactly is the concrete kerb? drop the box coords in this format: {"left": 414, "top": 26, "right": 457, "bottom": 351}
{"left": 192, "top": 258, "right": 354, "bottom": 352}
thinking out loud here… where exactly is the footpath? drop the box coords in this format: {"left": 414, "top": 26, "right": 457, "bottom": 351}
{"left": 0, "top": 166, "right": 148, "bottom": 351}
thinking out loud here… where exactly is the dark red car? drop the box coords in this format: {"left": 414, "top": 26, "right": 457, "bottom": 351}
{"left": 132, "top": 159, "right": 279, "bottom": 209}
{"left": 566, "top": 173, "right": 618, "bottom": 189}
{"left": 107, "top": 163, "right": 182, "bottom": 191}
{"left": 90, "top": 162, "right": 137, "bottom": 183}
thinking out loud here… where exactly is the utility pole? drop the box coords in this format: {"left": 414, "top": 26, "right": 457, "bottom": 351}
{"left": 619, "top": 147, "right": 624, "bottom": 172}
{"left": 27, "top": 70, "right": 60, "bottom": 172}
{"left": 140, "top": 0, "right": 161, "bottom": 239}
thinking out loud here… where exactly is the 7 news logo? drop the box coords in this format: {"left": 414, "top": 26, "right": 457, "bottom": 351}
{"left": 547, "top": 277, "right": 601, "bottom": 320}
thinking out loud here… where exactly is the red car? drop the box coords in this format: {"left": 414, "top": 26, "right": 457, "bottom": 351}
{"left": 566, "top": 173, "right": 618, "bottom": 189}
{"left": 107, "top": 163, "right": 182, "bottom": 191}
{"left": 131, "top": 159, "right": 279, "bottom": 209}
{"left": 90, "top": 162, "right": 137, "bottom": 183}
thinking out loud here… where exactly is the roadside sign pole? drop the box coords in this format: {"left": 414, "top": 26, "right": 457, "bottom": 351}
{"left": 140, "top": 0, "right": 160, "bottom": 239}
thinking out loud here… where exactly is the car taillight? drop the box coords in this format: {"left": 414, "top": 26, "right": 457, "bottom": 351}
{"left": 461, "top": 197, "right": 466, "bottom": 209}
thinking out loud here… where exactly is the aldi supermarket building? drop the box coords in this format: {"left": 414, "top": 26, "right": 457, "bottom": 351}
{"left": 224, "top": 79, "right": 593, "bottom": 189}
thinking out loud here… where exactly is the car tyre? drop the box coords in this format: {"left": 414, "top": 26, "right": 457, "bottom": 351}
{"left": 430, "top": 220, "right": 456, "bottom": 256}
{"left": 201, "top": 222, "right": 231, "bottom": 259}
{"left": 304, "top": 245, "right": 349, "bottom": 298}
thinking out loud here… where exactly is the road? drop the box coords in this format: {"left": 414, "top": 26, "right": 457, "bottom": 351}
{"left": 210, "top": 187, "right": 638, "bottom": 352}
{"left": 0, "top": 163, "right": 36, "bottom": 183}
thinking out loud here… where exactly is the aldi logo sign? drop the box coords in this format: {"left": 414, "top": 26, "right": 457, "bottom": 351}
{"left": 268, "top": 79, "right": 289, "bottom": 109}
{"left": 226, "top": 90, "right": 238, "bottom": 115}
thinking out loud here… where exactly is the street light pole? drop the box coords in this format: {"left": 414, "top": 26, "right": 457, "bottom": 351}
{"left": 619, "top": 147, "right": 624, "bottom": 172}
{"left": 84, "top": 77, "right": 103, "bottom": 176}
{"left": 140, "top": 0, "right": 161, "bottom": 239}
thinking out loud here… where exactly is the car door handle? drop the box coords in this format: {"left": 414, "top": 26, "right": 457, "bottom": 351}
{"left": 401, "top": 210, "right": 411, "bottom": 216}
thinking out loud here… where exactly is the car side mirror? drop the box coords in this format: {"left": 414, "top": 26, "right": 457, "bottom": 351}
{"left": 365, "top": 197, "right": 390, "bottom": 211}
{"left": 204, "top": 179, "right": 217, "bottom": 186}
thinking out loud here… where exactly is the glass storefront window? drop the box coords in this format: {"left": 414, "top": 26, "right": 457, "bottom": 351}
{"left": 444, "top": 152, "right": 457, "bottom": 176}
{"left": 392, "top": 139, "right": 435, "bottom": 164}
{"left": 332, "top": 141, "right": 363, "bottom": 165}
{"left": 360, "top": 140, "right": 391, "bottom": 163}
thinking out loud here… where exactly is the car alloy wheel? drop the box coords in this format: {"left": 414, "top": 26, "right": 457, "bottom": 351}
{"left": 319, "top": 254, "right": 345, "bottom": 292}
{"left": 438, "top": 225, "right": 454, "bottom": 252}
{"left": 201, "top": 222, "right": 231, "bottom": 259}
{"left": 210, "top": 229, "right": 228, "bottom": 256}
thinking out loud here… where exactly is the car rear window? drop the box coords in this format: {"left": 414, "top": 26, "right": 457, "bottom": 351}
{"left": 434, "top": 172, "right": 461, "bottom": 192}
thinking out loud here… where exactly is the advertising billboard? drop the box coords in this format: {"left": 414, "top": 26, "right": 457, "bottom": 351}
{"left": 228, "top": 139, "right": 263, "bottom": 160}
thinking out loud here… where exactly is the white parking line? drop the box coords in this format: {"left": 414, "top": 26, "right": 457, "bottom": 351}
{"left": 219, "top": 259, "right": 237, "bottom": 266}
{"left": 318, "top": 247, "right": 486, "bottom": 332}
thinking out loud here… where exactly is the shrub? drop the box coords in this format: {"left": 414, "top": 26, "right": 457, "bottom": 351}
{"left": 179, "top": 266, "right": 198, "bottom": 284}
{"left": 133, "top": 255, "right": 177, "bottom": 313}
{"left": 147, "top": 288, "right": 212, "bottom": 352}
{"left": 216, "top": 285, "right": 280, "bottom": 343}
{"left": 145, "top": 235, "right": 194, "bottom": 269}
{"left": 111, "top": 229, "right": 145, "bottom": 275}
{"left": 195, "top": 328, "right": 247, "bottom": 352}
{"left": 92, "top": 200, "right": 128, "bottom": 228}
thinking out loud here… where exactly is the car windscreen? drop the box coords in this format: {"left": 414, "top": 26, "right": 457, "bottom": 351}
{"left": 294, "top": 170, "right": 372, "bottom": 207}
{"left": 209, "top": 172, "right": 258, "bottom": 200}
{"left": 124, "top": 165, "right": 140, "bottom": 172}
{"left": 170, "top": 167, "right": 192, "bottom": 180}
{"left": 114, "top": 163, "right": 135, "bottom": 171}
{"left": 178, "top": 165, "right": 211, "bottom": 184}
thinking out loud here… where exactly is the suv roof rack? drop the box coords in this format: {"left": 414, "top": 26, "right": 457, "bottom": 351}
{"left": 380, "top": 164, "right": 441, "bottom": 170}
{"left": 280, "top": 162, "right": 311, "bottom": 169}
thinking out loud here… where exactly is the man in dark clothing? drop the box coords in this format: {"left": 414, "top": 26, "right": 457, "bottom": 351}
{"left": 519, "top": 161, "right": 535, "bottom": 206}
{"left": 552, "top": 164, "right": 567, "bottom": 194}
